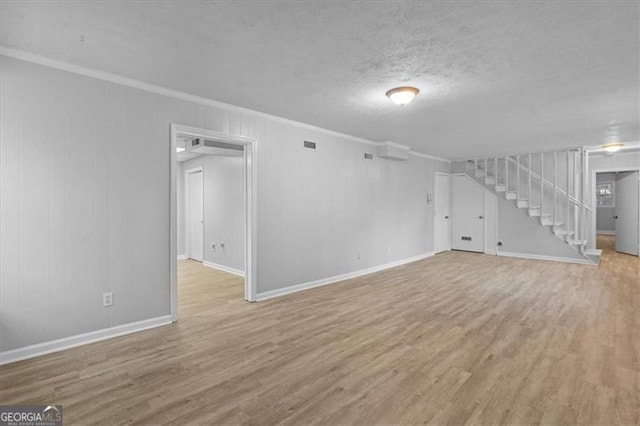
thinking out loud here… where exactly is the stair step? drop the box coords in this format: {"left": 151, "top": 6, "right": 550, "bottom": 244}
{"left": 541, "top": 217, "right": 555, "bottom": 226}
{"left": 516, "top": 199, "right": 529, "bottom": 208}
{"left": 528, "top": 206, "right": 541, "bottom": 217}
{"left": 495, "top": 183, "right": 506, "bottom": 192}
{"left": 567, "top": 239, "right": 588, "bottom": 246}
{"left": 505, "top": 191, "right": 517, "bottom": 200}
{"left": 475, "top": 170, "right": 486, "bottom": 177}
{"left": 584, "top": 248, "right": 602, "bottom": 265}
{"left": 554, "top": 230, "right": 574, "bottom": 237}
{"left": 485, "top": 176, "right": 496, "bottom": 184}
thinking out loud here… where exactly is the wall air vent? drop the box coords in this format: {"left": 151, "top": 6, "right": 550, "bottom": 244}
{"left": 304, "top": 141, "right": 316, "bottom": 149}
{"left": 364, "top": 153, "right": 374, "bottom": 160}
{"left": 187, "top": 138, "right": 244, "bottom": 156}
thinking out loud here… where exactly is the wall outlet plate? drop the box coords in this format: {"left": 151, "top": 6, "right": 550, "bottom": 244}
{"left": 103, "top": 292, "right": 113, "bottom": 307}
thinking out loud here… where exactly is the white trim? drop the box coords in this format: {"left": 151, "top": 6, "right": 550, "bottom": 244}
{"left": 497, "top": 251, "right": 594, "bottom": 265}
{"left": 203, "top": 261, "right": 245, "bottom": 277}
{"left": 177, "top": 254, "right": 188, "bottom": 260}
{"left": 256, "top": 252, "right": 435, "bottom": 301}
{"left": 171, "top": 124, "right": 257, "bottom": 323}
{"left": 0, "top": 47, "right": 450, "bottom": 163}
{"left": 409, "top": 150, "right": 449, "bottom": 162}
{"left": 589, "top": 166, "right": 640, "bottom": 253}
{"left": 596, "top": 230, "right": 616, "bottom": 236}
{"left": 0, "top": 315, "right": 173, "bottom": 365}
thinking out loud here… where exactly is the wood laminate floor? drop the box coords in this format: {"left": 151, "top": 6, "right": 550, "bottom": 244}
{"left": 1, "top": 240, "right": 639, "bottom": 425}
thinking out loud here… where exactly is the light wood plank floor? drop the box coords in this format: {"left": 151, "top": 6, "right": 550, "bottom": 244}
{"left": 1, "top": 240, "right": 639, "bottom": 425}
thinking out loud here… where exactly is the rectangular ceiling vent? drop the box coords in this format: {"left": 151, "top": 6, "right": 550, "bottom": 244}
{"left": 378, "top": 142, "right": 409, "bottom": 161}
{"left": 304, "top": 141, "right": 316, "bottom": 149}
{"left": 364, "top": 153, "right": 374, "bottom": 160}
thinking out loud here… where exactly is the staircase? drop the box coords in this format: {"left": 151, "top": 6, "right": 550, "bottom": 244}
{"left": 466, "top": 149, "right": 601, "bottom": 264}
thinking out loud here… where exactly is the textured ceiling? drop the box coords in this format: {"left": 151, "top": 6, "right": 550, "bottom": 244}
{"left": 1, "top": 1, "right": 638, "bottom": 159}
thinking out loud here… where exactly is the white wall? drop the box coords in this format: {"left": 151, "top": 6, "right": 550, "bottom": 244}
{"left": 178, "top": 155, "right": 244, "bottom": 272}
{"left": 0, "top": 56, "right": 449, "bottom": 354}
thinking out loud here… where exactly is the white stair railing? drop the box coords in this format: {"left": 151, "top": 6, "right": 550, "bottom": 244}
{"left": 469, "top": 148, "right": 593, "bottom": 255}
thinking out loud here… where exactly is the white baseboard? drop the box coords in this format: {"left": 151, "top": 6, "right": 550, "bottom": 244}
{"left": 497, "top": 251, "right": 594, "bottom": 265}
{"left": 256, "top": 252, "right": 435, "bottom": 301}
{"left": 203, "top": 261, "right": 245, "bottom": 277}
{"left": 597, "top": 230, "right": 616, "bottom": 236}
{"left": 177, "top": 254, "right": 187, "bottom": 260}
{"left": 0, "top": 315, "right": 173, "bottom": 366}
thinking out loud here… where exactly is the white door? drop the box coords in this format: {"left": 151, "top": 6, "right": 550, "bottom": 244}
{"left": 434, "top": 174, "right": 451, "bottom": 253}
{"left": 451, "top": 175, "right": 484, "bottom": 252}
{"left": 615, "top": 171, "right": 639, "bottom": 256}
{"left": 188, "top": 171, "right": 204, "bottom": 261}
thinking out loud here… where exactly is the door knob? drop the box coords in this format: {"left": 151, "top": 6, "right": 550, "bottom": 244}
{"left": 478, "top": 215, "right": 484, "bottom": 219}
{"left": 613, "top": 215, "right": 618, "bottom": 219}
{"left": 445, "top": 216, "right": 449, "bottom": 219}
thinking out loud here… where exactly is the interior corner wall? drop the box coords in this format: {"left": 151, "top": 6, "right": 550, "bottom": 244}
{"left": 178, "top": 155, "right": 244, "bottom": 272}
{"left": 0, "top": 55, "right": 449, "bottom": 355}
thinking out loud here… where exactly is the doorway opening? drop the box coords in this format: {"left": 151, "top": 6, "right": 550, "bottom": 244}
{"left": 170, "top": 124, "right": 257, "bottom": 322}
{"left": 593, "top": 169, "right": 639, "bottom": 257}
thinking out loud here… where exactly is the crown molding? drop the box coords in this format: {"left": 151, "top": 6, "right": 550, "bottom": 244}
{"left": 1, "top": 46, "right": 450, "bottom": 163}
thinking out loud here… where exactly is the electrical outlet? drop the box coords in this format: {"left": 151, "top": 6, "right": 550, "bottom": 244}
{"left": 103, "top": 292, "right": 113, "bottom": 307}
{"left": 211, "top": 243, "right": 216, "bottom": 251}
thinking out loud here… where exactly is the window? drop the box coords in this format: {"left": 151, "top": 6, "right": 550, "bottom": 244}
{"left": 596, "top": 182, "right": 614, "bottom": 207}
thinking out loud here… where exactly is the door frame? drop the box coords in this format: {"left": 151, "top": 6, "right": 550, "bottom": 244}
{"left": 433, "top": 172, "right": 451, "bottom": 253}
{"left": 184, "top": 166, "right": 204, "bottom": 261}
{"left": 171, "top": 123, "right": 258, "bottom": 322}
{"left": 590, "top": 167, "right": 640, "bottom": 256}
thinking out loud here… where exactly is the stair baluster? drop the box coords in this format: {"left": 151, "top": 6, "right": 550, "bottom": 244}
{"left": 553, "top": 152, "right": 557, "bottom": 229}
{"left": 505, "top": 156, "right": 509, "bottom": 193}
{"left": 540, "top": 152, "right": 544, "bottom": 219}
{"left": 528, "top": 154, "right": 532, "bottom": 207}
{"left": 517, "top": 155, "right": 521, "bottom": 201}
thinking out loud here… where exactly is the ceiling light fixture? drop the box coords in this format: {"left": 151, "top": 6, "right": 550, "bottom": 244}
{"left": 602, "top": 142, "right": 624, "bottom": 153}
{"left": 176, "top": 147, "right": 185, "bottom": 153}
{"left": 386, "top": 86, "right": 419, "bottom": 105}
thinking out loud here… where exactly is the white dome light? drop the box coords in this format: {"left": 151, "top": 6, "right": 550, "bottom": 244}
{"left": 603, "top": 143, "right": 624, "bottom": 153}
{"left": 386, "top": 86, "right": 419, "bottom": 105}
